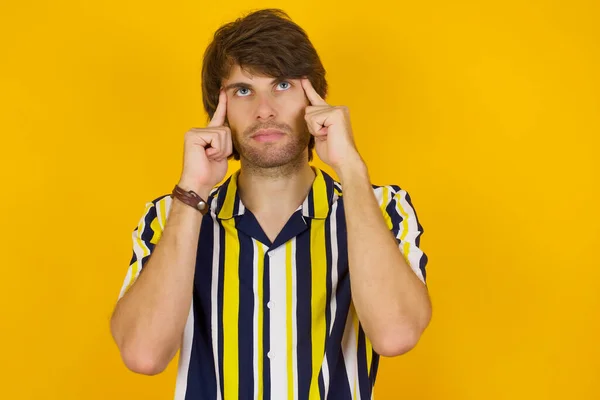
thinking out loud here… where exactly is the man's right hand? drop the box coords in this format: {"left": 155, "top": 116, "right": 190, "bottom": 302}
{"left": 178, "top": 89, "right": 232, "bottom": 196}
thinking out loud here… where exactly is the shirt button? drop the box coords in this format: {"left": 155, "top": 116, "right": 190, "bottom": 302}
{"left": 267, "top": 351, "right": 273, "bottom": 359}
{"left": 267, "top": 301, "right": 273, "bottom": 309}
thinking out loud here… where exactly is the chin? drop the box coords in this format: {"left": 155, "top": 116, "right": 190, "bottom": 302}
{"left": 240, "top": 146, "right": 307, "bottom": 169}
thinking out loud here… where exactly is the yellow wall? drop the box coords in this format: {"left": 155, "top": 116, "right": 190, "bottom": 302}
{"left": 1, "top": 1, "right": 598, "bottom": 398}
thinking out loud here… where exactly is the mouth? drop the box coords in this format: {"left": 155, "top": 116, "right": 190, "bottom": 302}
{"left": 251, "top": 128, "right": 285, "bottom": 142}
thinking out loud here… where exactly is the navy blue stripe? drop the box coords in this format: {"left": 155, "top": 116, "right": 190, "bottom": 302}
{"left": 217, "top": 220, "right": 226, "bottom": 397}
{"left": 329, "top": 200, "right": 353, "bottom": 396}
{"left": 370, "top": 353, "right": 380, "bottom": 388}
{"left": 237, "top": 227, "right": 254, "bottom": 398}
{"left": 327, "top": 348, "right": 352, "bottom": 400}
{"left": 387, "top": 187, "right": 428, "bottom": 282}
{"left": 357, "top": 325, "right": 370, "bottom": 399}
{"left": 263, "top": 250, "right": 271, "bottom": 399}
{"left": 185, "top": 214, "right": 218, "bottom": 399}
{"left": 214, "top": 176, "right": 232, "bottom": 216}
{"left": 296, "top": 223, "right": 312, "bottom": 399}
{"left": 139, "top": 201, "right": 159, "bottom": 257}
{"left": 317, "top": 207, "right": 334, "bottom": 399}
{"left": 322, "top": 170, "right": 334, "bottom": 210}
{"left": 307, "top": 188, "right": 315, "bottom": 216}
{"left": 404, "top": 189, "right": 428, "bottom": 282}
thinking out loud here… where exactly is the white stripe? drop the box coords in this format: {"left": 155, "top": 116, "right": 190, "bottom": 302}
{"left": 291, "top": 238, "right": 298, "bottom": 400}
{"left": 117, "top": 264, "right": 134, "bottom": 300}
{"left": 342, "top": 308, "right": 358, "bottom": 399}
{"left": 157, "top": 195, "right": 173, "bottom": 231}
{"left": 268, "top": 245, "right": 288, "bottom": 397}
{"left": 322, "top": 200, "right": 339, "bottom": 398}
{"left": 118, "top": 202, "right": 154, "bottom": 300}
{"left": 211, "top": 217, "right": 222, "bottom": 400}
{"left": 394, "top": 189, "right": 426, "bottom": 283}
{"left": 302, "top": 195, "right": 310, "bottom": 217}
{"left": 174, "top": 299, "right": 195, "bottom": 399}
{"left": 252, "top": 239, "right": 260, "bottom": 400}
{"left": 322, "top": 361, "right": 330, "bottom": 399}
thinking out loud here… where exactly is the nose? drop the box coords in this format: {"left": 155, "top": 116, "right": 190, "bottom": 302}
{"left": 254, "top": 92, "right": 277, "bottom": 121}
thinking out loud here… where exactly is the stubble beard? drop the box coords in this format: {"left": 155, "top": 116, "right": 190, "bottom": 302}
{"left": 232, "top": 123, "right": 311, "bottom": 177}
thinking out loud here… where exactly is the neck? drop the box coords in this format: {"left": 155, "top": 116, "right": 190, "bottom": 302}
{"left": 237, "top": 159, "right": 316, "bottom": 216}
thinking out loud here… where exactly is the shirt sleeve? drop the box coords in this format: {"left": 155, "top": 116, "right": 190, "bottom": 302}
{"left": 117, "top": 195, "right": 172, "bottom": 300}
{"left": 380, "top": 185, "right": 428, "bottom": 284}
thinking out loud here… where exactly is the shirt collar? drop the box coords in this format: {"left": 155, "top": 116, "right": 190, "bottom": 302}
{"left": 214, "top": 166, "right": 336, "bottom": 220}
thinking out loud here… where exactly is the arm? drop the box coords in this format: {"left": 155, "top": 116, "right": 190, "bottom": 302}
{"left": 110, "top": 194, "right": 207, "bottom": 375}
{"left": 338, "top": 161, "right": 431, "bottom": 357}
{"left": 299, "top": 78, "right": 431, "bottom": 356}
{"left": 111, "top": 89, "right": 231, "bottom": 375}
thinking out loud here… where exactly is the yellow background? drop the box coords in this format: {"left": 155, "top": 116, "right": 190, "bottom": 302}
{"left": 1, "top": 0, "right": 598, "bottom": 399}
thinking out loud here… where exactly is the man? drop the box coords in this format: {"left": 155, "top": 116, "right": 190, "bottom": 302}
{"left": 110, "top": 8, "right": 431, "bottom": 400}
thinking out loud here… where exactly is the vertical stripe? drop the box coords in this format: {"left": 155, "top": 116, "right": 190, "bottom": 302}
{"left": 269, "top": 245, "right": 288, "bottom": 397}
{"left": 296, "top": 224, "right": 312, "bottom": 399}
{"left": 174, "top": 299, "right": 195, "bottom": 399}
{"left": 211, "top": 217, "right": 223, "bottom": 400}
{"left": 252, "top": 239, "right": 265, "bottom": 400}
{"left": 183, "top": 211, "right": 218, "bottom": 399}
{"left": 357, "top": 324, "right": 370, "bottom": 400}
{"left": 222, "top": 219, "right": 240, "bottom": 399}
{"left": 366, "top": 338, "right": 373, "bottom": 381}
{"left": 309, "top": 217, "right": 328, "bottom": 399}
{"left": 263, "top": 244, "right": 272, "bottom": 399}
{"left": 322, "top": 200, "right": 339, "bottom": 398}
{"left": 238, "top": 231, "right": 255, "bottom": 398}
{"left": 291, "top": 238, "right": 299, "bottom": 400}
{"left": 342, "top": 305, "right": 358, "bottom": 399}
{"left": 286, "top": 240, "right": 296, "bottom": 400}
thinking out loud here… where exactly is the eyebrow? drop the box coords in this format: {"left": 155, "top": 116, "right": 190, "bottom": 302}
{"left": 222, "top": 77, "right": 286, "bottom": 92}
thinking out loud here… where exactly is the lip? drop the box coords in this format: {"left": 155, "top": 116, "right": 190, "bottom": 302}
{"left": 251, "top": 128, "right": 285, "bottom": 142}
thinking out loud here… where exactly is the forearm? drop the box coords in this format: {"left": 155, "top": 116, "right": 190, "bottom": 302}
{"left": 338, "top": 162, "right": 431, "bottom": 356}
{"left": 110, "top": 197, "right": 204, "bottom": 374}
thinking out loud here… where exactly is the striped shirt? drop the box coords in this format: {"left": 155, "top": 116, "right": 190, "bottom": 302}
{"left": 118, "top": 166, "right": 428, "bottom": 399}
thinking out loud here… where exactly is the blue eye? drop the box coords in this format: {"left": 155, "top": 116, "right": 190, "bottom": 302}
{"left": 277, "top": 81, "right": 291, "bottom": 90}
{"left": 236, "top": 87, "right": 251, "bottom": 97}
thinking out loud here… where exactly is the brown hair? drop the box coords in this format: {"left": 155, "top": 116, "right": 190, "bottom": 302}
{"left": 201, "top": 8, "right": 328, "bottom": 161}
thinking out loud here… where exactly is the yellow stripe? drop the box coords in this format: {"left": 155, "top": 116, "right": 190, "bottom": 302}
{"left": 150, "top": 217, "right": 161, "bottom": 244}
{"left": 309, "top": 219, "right": 328, "bottom": 399}
{"left": 353, "top": 311, "right": 359, "bottom": 400}
{"left": 395, "top": 192, "right": 412, "bottom": 262}
{"left": 125, "top": 202, "right": 154, "bottom": 292}
{"left": 333, "top": 186, "right": 342, "bottom": 198}
{"left": 286, "top": 240, "right": 294, "bottom": 400}
{"left": 312, "top": 168, "right": 330, "bottom": 218}
{"left": 150, "top": 197, "right": 169, "bottom": 244}
{"left": 256, "top": 241, "right": 265, "bottom": 398}
{"left": 158, "top": 196, "right": 168, "bottom": 228}
{"left": 366, "top": 333, "right": 373, "bottom": 379}
{"left": 219, "top": 170, "right": 240, "bottom": 219}
{"left": 222, "top": 219, "right": 240, "bottom": 399}
{"left": 380, "top": 187, "right": 393, "bottom": 230}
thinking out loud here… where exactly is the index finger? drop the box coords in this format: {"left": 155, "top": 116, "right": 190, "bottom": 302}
{"left": 208, "top": 90, "right": 227, "bottom": 127}
{"left": 301, "top": 78, "right": 328, "bottom": 106}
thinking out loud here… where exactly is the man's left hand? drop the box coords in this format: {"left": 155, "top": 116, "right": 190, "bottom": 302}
{"left": 301, "top": 78, "right": 364, "bottom": 175}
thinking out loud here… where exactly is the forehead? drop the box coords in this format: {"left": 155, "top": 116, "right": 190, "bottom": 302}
{"left": 223, "top": 64, "right": 272, "bottom": 84}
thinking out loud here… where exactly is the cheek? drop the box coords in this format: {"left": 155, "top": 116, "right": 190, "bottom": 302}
{"left": 226, "top": 105, "right": 247, "bottom": 129}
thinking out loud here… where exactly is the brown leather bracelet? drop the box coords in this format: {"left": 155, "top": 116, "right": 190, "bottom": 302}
{"left": 170, "top": 185, "right": 210, "bottom": 215}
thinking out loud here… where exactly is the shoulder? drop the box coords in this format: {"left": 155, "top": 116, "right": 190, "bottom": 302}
{"left": 333, "top": 177, "right": 405, "bottom": 206}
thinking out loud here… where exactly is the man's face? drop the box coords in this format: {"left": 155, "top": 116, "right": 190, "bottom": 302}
{"left": 221, "top": 64, "right": 311, "bottom": 168}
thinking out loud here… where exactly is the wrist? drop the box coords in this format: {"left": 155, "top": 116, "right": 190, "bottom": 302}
{"left": 336, "top": 157, "right": 368, "bottom": 184}
{"left": 176, "top": 180, "right": 212, "bottom": 200}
